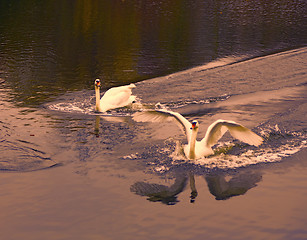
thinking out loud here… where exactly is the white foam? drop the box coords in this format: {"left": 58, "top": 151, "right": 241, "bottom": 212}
{"left": 48, "top": 102, "right": 89, "bottom": 114}
{"left": 171, "top": 137, "right": 306, "bottom": 170}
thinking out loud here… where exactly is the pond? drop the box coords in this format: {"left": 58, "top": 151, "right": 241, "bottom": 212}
{"left": 0, "top": 1, "right": 306, "bottom": 239}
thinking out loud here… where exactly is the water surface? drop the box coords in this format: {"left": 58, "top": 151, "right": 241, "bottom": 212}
{"left": 0, "top": 1, "right": 306, "bottom": 240}
{"left": 0, "top": 0, "right": 306, "bottom": 105}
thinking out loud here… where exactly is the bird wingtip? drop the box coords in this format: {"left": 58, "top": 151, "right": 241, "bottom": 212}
{"left": 254, "top": 135, "right": 264, "bottom": 146}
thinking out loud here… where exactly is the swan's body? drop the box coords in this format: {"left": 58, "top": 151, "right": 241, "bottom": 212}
{"left": 133, "top": 109, "right": 263, "bottom": 160}
{"left": 95, "top": 79, "right": 136, "bottom": 112}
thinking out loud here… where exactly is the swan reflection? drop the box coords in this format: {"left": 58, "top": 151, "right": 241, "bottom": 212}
{"left": 130, "top": 170, "right": 262, "bottom": 204}
{"left": 94, "top": 115, "right": 100, "bottom": 137}
{"left": 130, "top": 173, "right": 188, "bottom": 205}
{"left": 205, "top": 171, "right": 262, "bottom": 200}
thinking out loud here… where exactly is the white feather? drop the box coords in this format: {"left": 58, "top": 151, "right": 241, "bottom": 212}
{"left": 133, "top": 109, "right": 263, "bottom": 160}
{"left": 95, "top": 79, "right": 136, "bottom": 112}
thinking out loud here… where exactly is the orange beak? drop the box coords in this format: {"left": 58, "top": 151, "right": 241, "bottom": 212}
{"left": 95, "top": 80, "right": 101, "bottom": 87}
{"left": 191, "top": 122, "right": 197, "bottom": 129}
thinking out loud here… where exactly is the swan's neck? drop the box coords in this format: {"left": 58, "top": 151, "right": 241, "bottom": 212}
{"left": 188, "top": 128, "right": 198, "bottom": 159}
{"left": 95, "top": 86, "right": 101, "bottom": 112}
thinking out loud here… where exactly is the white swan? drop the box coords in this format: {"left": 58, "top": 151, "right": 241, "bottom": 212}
{"left": 95, "top": 79, "right": 136, "bottom": 112}
{"left": 133, "top": 109, "right": 263, "bottom": 160}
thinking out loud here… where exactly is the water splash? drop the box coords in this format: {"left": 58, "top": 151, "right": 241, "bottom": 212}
{"left": 45, "top": 89, "right": 148, "bottom": 116}
{"left": 123, "top": 125, "right": 306, "bottom": 173}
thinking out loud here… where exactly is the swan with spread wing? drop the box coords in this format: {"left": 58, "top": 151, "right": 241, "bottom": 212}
{"left": 133, "top": 109, "right": 263, "bottom": 160}
{"left": 94, "top": 79, "right": 136, "bottom": 112}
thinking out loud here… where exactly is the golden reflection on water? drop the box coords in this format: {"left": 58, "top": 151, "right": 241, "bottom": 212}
{"left": 0, "top": 1, "right": 306, "bottom": 238}
{"left": 0, "top": 86, "right": 56, "bottom": 170}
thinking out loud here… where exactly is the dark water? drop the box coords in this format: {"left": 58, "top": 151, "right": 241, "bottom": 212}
{"left": 0, "top": 0, "right": 306, "bottom": 106}
{"left": 0, "top": 1, "right": 307, "bottom": 240}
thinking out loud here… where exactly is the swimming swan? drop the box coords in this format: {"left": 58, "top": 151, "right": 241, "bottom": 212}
{"left": 133, "top": 109, "right": 263, "bottom": 160}
{"left": 95, "top": 79, "right": 136, "bottom": 112}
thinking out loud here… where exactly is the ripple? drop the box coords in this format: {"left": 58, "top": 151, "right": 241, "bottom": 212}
{"left": 0, "top": 140, "right": 58, "bottom": 172}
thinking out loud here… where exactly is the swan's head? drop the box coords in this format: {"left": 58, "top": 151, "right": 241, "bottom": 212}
{"left": 95, "top": 79, "right": 101, "bottom": 88}
{"left": 191, "top": 120, "right": 199, "bottom": 130}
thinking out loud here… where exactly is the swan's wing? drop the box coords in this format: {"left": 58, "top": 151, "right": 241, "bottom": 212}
{"left": 100, "top": 85, "right": 135, "bottom": 110}
{"left": 103, "top": 84, "right": 133, "bottom": 97}
{"left": 108, "top": 91, "right": 133, "bottom": 106}
{"left": 132, "top": 109, "right": 192, "bottom": 141}
{"left": 201, "top": 120, "right": 263, "bottom": 147}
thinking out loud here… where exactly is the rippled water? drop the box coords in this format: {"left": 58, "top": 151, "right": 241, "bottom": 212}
{"left": 0, "top": 1, "right": 306, "bottom": 240}
{"left": 1, "top": 0, "right": 306, "bottom": 106}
